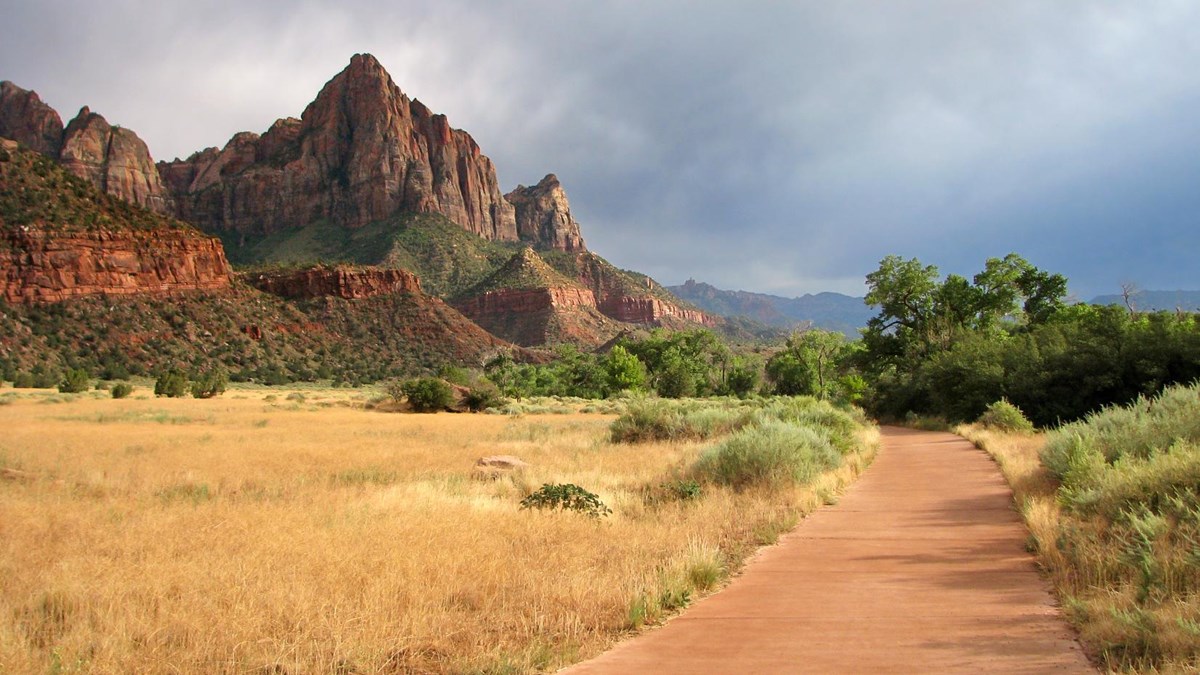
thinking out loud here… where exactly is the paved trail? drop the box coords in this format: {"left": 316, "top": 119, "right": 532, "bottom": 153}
{"left": 565, "top": 427, "right": 1093, "bottom": 674}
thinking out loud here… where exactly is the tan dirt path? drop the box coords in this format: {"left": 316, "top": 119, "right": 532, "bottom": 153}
{"left": 563, "top": 426, "right": 1094, "bottom": 674}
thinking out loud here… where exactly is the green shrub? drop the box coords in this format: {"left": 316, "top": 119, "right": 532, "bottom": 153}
{"left": 520, "top": 483, "right": 611, "bottom": 518}
{"left": 977, "top": 398, "right": 1035, "bottom": 433}
{"left": 463, "top": 381, "right": 504, "bottom": 412}
{"left": 659, "top": 479, "right": 703, "bottom": 502}
{"left": 755, "top": 397, "right": 860, "bottom": 454}
{"left": 1043, "top": 383, "right": 1200, "bottom": 479}
{"left": 110, "top": 382, "right": 134, "bottom": 399}
{"left": 690, "top": 420, "right": 843, "bottom": 490}
{"left": 154, "top": 370, "right": 189, "bottom": 398}
{"left": 610, "top": 398, "right": 753, "bottom": 443}
{"left": 397, "top": 377, "right": 454, "bottom": 413}
{"left": 190, "top": 368, "right": 227, "bottom": 399}
{"left": 57, "top": 368, "right": 89, "bottom": 393}
{"left": 12, "top": 372, "right": 35, "bottom": 388}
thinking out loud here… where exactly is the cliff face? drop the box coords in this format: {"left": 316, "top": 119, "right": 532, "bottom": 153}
{"left": 161, "top": 53, "right": 521, "bottom": 243}
{"left": 0, "top": 82, "right": 173, "bottom": 213}
{"left": 455, "top": 286, "right": 596, "bottom": 317}
{"left": 598, "top": 295, "right": 715, "bottom": 326}
{"left": 59, "top": 107, "right": 175, "bottom": 213}
{"left": 1, "top": 227, "right": 230, "bottom": 304}
{"left": 0, "top": 139, "right": 230, "bottom": 304}
{"left": 247, "top": 266, "right": 422, "bottom": 300}
{"left": 505, "top": 174, "right": 586, "bottom": 252}
{"left": 0, "top": 81, "right": 63, "bottom": 156}
{"left": 568, "top": 252, "right": 717, "bottom": 327}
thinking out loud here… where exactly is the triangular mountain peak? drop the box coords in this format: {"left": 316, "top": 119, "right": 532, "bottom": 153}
{"left": 465, "top": 246, "right": 582, "bottom": 297}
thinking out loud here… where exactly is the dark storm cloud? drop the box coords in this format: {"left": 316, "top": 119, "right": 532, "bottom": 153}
{"left": 4, "top": 1, "right": 1199, "bottom": 298}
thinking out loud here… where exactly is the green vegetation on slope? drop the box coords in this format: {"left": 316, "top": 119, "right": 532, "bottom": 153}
{"left": 457, "top": 247, "right": 583, "bottom": 298}
{"left": 221, "top": 212, "right": 519, "bottom": 297}
{"left": 0, "top": 144, "right": 196, "bottom": 235}
{"left": 0, "top": 284, "right": 508, "bottom": 388}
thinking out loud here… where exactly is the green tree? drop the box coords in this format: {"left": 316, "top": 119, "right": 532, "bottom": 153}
{"left": 603, "top": 345, "right": 648, "bottom": 394}
{"left": 766, "top": 330, "right": 846, "bottom": 399}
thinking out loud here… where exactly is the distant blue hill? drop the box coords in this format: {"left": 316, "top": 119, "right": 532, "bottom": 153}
{"left": 1090, "top": 290, "right": 1200, "bottom": 312}
{"left": 668, "top": 279, "right": 873, "bottom": 337}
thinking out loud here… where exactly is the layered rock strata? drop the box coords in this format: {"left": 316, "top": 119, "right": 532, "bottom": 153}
{"left": 246, "top": 266, "right": 422, "bottom": 300}
{"left": 1, "top": 227, "right": 231, "bottom": 304}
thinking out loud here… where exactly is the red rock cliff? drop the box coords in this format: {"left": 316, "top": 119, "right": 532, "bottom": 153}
{"left": 246, "top": 266, "right": 422, "bottom": 300}
{"left": 59, "top": 107, "right": 175, "bottom": 214}
{"left": 1, "top": 227, "right": 231, "bottom": 304}
{"left": 0, "top": 82, "right": 174, "bottom": 214}
{"left": 160, "top": 54, "right": 521, "bottom": 242}
{"left": 569, "top": 252, "right": 716, "bottom": 326}
{"left": 504, "top": 174, "right": 586, "bottom": 252}
{"left": 0, "top": 81, "right": 63, "bottom": 156}
{"left": 454, "top": 286, "right": 596, "bottom": 317}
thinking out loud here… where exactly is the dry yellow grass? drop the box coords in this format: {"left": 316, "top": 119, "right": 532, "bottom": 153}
{"left": 1, "top": 387, "right": 876, "bottom": 673}
{"left": 958, "top": 424, "right": 1200, "bottom": 673}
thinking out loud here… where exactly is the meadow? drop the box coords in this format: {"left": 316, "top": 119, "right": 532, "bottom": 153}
{"left": 0, "top": 386, "right": 876, "bottom": 673}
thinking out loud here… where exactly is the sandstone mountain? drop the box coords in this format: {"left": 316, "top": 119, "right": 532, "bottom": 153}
{"left": 0, "top": 56, "right": 715, "bottom": 351}
{"left": 0, "top": 81, "right": 173, "bottom": 213}
{"left": 160, "top": 54, "right": 536, "bottom": 248}
{"left": 506, "top": 174, "right": 586, "bottom": 252}
{"left": 0, "top": 140, "right": 229, "bottom": 304}
{"left": 453, "top": 247, "right": 618, "bottom": 346}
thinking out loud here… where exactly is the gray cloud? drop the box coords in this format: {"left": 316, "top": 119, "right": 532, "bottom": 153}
{"left": 4, "top": 0, "right": 1199, "bottom": 298}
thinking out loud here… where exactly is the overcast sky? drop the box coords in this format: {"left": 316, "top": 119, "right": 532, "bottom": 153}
{"left": 4, "top": 0, "right": 1199, "bottom": 299}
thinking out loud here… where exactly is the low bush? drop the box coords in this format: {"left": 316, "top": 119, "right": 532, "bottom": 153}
{"left": 395, "top": 377, "right": 454, "bottom": 413}
{"left": 1042, "top": 383, "right": 1200, "bottom": 479}
{"left": 110, "top": 382, "right": 134, "bottom": 399}
{"left": 610, "top": 398, "right": 753, "bottom": 443}
{"left": 190, "top": 369, "right": 228, "bottom": 399}
{"left": 690, "top": 420, "right": 843, "bottom": 490}
{"left": 58, "top": 368, "right": 89, "bottom": 394}
{"left": 755, "top": 397, "right": 860, "bottom": 454}
{"left": 519, "top": 483, "right": 611, "bottom": 518}
{"left": 154, "top": 370, "right": 188, "bottom": 398}
{"left": 976, "top": 398, "right": 1035, "bottom": 433}
{"left": 463, "top": 382, "right": 504, "bottom": 412}
{"left": 1024, "top": 381, "right": 1200, "bottom": 670}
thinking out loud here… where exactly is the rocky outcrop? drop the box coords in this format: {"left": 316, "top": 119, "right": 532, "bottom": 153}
{"left": 568, "top": 252, "right": 717, "bottom": 327}
{"left": 453, "top": 248, "right": 618, "bottom": 346}
{"left": 59, "top": 107, "right": 174, "bottom": 213}
{"left": 247, "top": 265, "right": 422, "bottom": 300}
{"left": 455, "top": 286, "right": 596, "bottom": 317}
{"left": 0, "top": 82, "right": 173, "bottom": 213}
{"left": 599, "top": 295, "right": 714, "bottom": 326}
{"left": 504, "top": 174, "right": 586, "bottom": 251}
{"left": 161, "top": 53, "right": 523, "bottom": 243}
{"left": 0, "top": 81, "right": 63, "bottom": 156}
{"left": 1, "top": 227, "right": 231, "bottom": 304}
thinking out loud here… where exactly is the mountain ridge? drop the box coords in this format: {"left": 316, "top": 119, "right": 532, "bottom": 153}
{"left": 668, "top": 279, "right": 872, "bottom": 336}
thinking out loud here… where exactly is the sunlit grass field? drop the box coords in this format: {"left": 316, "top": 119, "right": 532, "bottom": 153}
{"left": 0, "top": 386, "right": 876, "bottom": 673}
